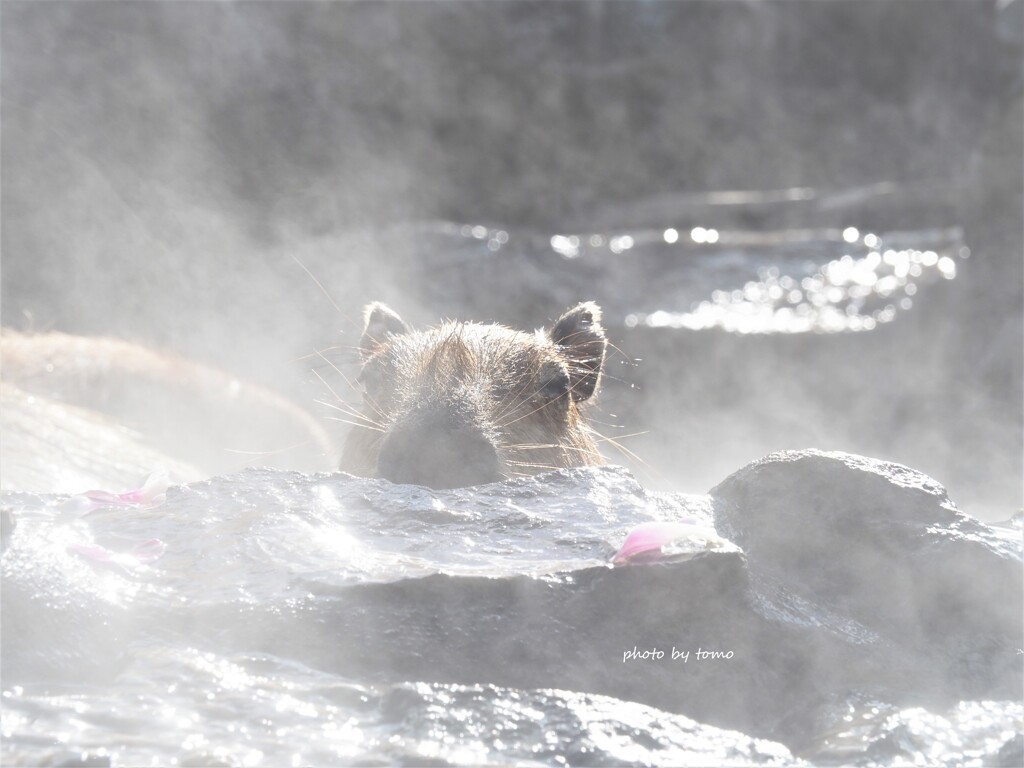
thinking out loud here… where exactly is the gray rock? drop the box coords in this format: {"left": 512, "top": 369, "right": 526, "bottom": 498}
{"left": 711, "top": 449, "right": 1023, "bottom": 701}
{"left": 2, "top": 453, "right": 1020, "bottom": 760}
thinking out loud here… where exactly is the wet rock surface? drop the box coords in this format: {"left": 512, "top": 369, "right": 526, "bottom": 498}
{"left": 2, "top": 451, "right": 1020, "bottom": 765}
{"left": 1, "top": 650, "right": 802, "bottom": 767}
{"left": 712, "top": 450, "right": 1023, "bottom": 702}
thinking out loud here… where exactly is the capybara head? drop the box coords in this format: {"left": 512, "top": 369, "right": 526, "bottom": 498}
{"left": 339, "top": 302, "right": 608, "bottom": 489}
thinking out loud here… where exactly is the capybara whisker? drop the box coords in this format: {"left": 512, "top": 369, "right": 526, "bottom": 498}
{"left": 504, "top": 460, "right": 561, "bottom": 472}
{"left": 318, "top": 401, "right": 386, "bottom": 431}
{"left": 506, "top": 442, "right": 604, "bottom": 455}
{"left": 324, "top": 416, "right": 386, "bottom": 433}
{"left": 590, "top": 430, "right": 649, "bottom": 445}
{"left": 339, "top": 301, "right": 609, "bottom": 489}
{"left": 593, "top": 433, "right": 647, "bottom": 467}
{"left": 314, "top": 353, "right": 388, "bottom": 422}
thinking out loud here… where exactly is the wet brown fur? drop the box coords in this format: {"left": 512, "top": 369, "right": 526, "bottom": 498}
{"left": 340, "top": 303, "right": 607, "bottom": 485}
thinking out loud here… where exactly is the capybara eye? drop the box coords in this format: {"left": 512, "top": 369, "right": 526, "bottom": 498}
{"left": 539, "top": 370, "right": 572, "bottom": 402}
{"left": 357, "top": 366, "right": 383, "bottom": 396}
{"left": 340, "top": 301, "right": 607, "bottom": 488}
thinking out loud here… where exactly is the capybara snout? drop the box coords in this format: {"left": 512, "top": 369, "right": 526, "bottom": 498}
{"left": 340, "top": 302, "right": 608, "bottom": 489}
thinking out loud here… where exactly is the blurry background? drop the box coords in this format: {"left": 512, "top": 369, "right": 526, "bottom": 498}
{"left": 3, "top": 0, "right": 1021, "bottom": 519}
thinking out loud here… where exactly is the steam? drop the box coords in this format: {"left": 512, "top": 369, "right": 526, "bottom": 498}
{"left": 2, "top": 1, "right": 1019, "bottom": 519}
{"left": 1, "top": 5, "right": 1021, "bottom": 766}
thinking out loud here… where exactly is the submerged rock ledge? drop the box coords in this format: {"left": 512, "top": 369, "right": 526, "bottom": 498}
{"left": 2, "top": 450, "right": 1020, "bottom": 764}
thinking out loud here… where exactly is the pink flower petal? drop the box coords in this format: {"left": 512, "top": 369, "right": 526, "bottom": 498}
{"left": 612, "top": 521, "right": 704, "bottom": 565}
{"left": 119, "top": 470, "right": 171, "bottom": 505}
{"left": 73, "top": 470, "right": 171, "bottom": 511}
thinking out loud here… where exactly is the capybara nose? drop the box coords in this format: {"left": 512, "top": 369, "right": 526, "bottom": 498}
{"left": 376, "top": 420, "right": 502, "bottom": 489}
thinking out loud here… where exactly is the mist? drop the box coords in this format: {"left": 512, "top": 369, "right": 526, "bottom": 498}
{"left": 3, "top": 0, "right": 1020, "bottom": 517}
{"left": 2, "top": 1, "right": 1022, "bottom": 765}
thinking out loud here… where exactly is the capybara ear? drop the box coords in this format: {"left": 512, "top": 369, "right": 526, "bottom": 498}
{"left": 359, "top": 302, "right": 409, "bottom": 359}
{"left": 549, "top": 301, "right": 607, "bottom": 401}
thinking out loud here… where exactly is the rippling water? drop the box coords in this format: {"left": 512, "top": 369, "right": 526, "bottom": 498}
{"left": 436, "top": 216, "right": 966, "bottom": 334}
{"left": 2, "top": 181, "right": 1017, "bottom": 765}
{"left": 2, "top": 466, "right": 1020, "bottom": 766}
{"left": 3, "top": 2, "right": 1020, "bottom": 763}
{"left": 1, "top": 650, "right": 803, "bottom": 767}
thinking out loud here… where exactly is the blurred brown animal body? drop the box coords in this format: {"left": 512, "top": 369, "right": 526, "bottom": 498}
{"left": 1, "top": 330, "right": 336, "bottom": 491}
{"left": 340, "top": 302, "right": 608, "bottom": 489}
